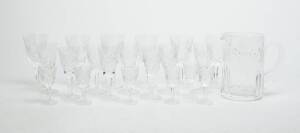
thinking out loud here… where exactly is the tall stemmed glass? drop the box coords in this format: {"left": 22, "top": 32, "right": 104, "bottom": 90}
{"left": 171, "top": 35, "right": 198, "bottom": 94}
{"left": 58, "top": 35, "right": 90, "bottom": 102}
{"left": 136, "top": 35, "right": 162, "bottom": 101}
{"left": 23, "top": 33, "right": 58, "bottom": 105}
{"left": 119, "top": 35, "right": 139, "bottom": 104}
{"left": 98, "top": 34, "right": 123, "bottom": 98}
{"left": 159, "top": 36, "right": 180, "bottom": 104}
{"left": 193, "top": 37, "right": 213, "bottom": 105}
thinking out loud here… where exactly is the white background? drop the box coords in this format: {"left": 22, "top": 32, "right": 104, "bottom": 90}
{"left": 0, "top": 0, "right": 299, "bottom": 133}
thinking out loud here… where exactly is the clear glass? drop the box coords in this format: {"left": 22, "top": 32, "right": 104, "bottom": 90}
{"left": 58, "top": 35, "right": 90, "bottom": 102}
{"left": 98, "top": 34, "right": 123, "bottom": 99}
{"left": 206, "top": 35, "right": 225, "bottom": 90}
{"left": 193, "top": 37, "right": 213, "bottom": 105}
{"left": 160, "top": 36, "right": 180, "bottom": 104}
{"left": 120, "top": 66, "right": 139, "bottom": 105}
{"left": 221, "top": 32, "right": 264, "bottom": 101}
{"left": 136, "top": 35, "right": 162, "bottom": 101}
{"left": 171, "top": 35, "right": 200, "bottom": 100}
{"left": 119, "top": 36, "right": 139, "bottom": 105}
{"left": 23, "top": 33, "right": 58, "bottom": 105}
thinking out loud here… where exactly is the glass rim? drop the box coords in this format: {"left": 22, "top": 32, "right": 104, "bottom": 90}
{"left": 100, "top": 34, "right": 125, "bottom": 39}
{"left": 222, "top": 32, "right": 264, "bottom": 38}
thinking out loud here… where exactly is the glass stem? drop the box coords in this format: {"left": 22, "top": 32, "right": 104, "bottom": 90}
{"left": 34, "top": 66, "right": 39, "bottom": 81}
{"left": 202, "top": 86, "right": 208, "bottom": 99}
{"left": 181, "top": 67, "right": 184, "bottom": 81}
{"left": 146, "top": 71, "right": 150, "bottom": 82}
{"left": 81, "top": 87, "right": 87, "bottom": 100}
{"left": 67, "top": 73, "right": 75, "bottom": 96}
{"left": 171, "top": 87, "right": 175, "bottom": 99}
{"left": 94, "top": 72, "right": 99, "bottom": 88}
{"left": 147, "top": 72, "right": 156, "bottom": 96}
{"left": 129, "top": 85, "right": 133, "bottom": 100}
{"left": 110, "top": 77, "right": 113, "bottom": 87}
{"left": 106, "top": 76, "right": 113, "bottom": 95}
{"left": 146, "top": 72, "right": 151, "bottom": 92}
{"left": 46, "top": 86, "right": 53, "bottom": 101}
{"left": 34, "top": 65, "right": 42, "bottom": 87}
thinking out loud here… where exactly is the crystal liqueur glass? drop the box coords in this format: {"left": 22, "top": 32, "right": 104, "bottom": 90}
{"left": 159, "top": 36, "right": 180, "bottom": 104}
{"left": 58, "top": 35, "right": 90, "bottom": 102}
{"left": 119, "top": 35, "right": 140, "bottom": 104}
{"left": 98, "top": 34, "right": 123, "bottom": 99}
{"left": 193, "top": 37, "right": 213, "bottom": 105}
{"left": 23, "top": 33, "right": 58, "bottom": 105}
{"left": 136, "top": 34, "right": 162, "bottom": 101}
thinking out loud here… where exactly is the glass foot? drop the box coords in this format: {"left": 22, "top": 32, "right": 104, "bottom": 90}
{"left": 75, "top": 98, "right": 92, "bottom": 105}
{"left": 44, "top": 99, "right": 58, "bottom": 105}
{"left": 65, "top": 93, "right": 81, "bottom": 101}
{"left": 121, "top": 98, "right": 138, "bottom": 105}
{"left": 164, "top": 98, "right": 179, "bottom": 105}
{"left": 118, "top": 88, "right": 139, "bottom": 96}
{"left": 189, "top": 88, "right": 203, "bottom": 94}
{"left": 43, "top": 88, "right": 59, "bottom": 95}
{"left": 196, "top": 98, "right": 213, "bottom": 105}
{"left": 140, "top": 92, "right": 162, "bottom": 101}
{"left": 98, "top": 91, "right": 121, "bottom": 102}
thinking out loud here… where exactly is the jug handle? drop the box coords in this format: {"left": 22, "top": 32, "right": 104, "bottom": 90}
{"left": 264, "top": 42, "right": 284, "bottom": 79}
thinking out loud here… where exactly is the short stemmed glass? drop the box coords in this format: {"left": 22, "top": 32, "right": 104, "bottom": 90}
{"left": 159, "top": 36, "right": 180, "bottom": 104}
{"left": 171, "top": 35, "right": 198, "bottom": 95}
{"left": 193, "top": 38, "right": 213, "bottom": 105}
{"left": 58, "top": 35, "right": 90, "bottom": 102}
{"left": 23, "top": 33, "right": 58, "bottom": 105}
{"left": 98, "top": 34, "right": 123, "bottom": 99}
{"left": 136, "top": 35, "right": 162, "bottom": 101}
{"left": 119, "top": 36, "right": 139, "bottom": 104}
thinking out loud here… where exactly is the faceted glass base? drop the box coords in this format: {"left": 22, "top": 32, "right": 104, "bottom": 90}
{"left": 221, "top": 91, "right": 262, "bottom": 101}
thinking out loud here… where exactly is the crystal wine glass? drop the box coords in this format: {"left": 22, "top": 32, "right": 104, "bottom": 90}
{"left": 23, "top": 33, "right": 58, "bottom": 105}
{"left": 136, "top": 34, "right": 162, "bottom": 101}
{"left": 119, "top": 35, "right": 140, "bottom": 104}
{"left": 170, "top": 35, "right": 198, "bottom": 95}
{"left": 159, "top": 35, "right": 180, "bottom": 104}
{"left": 58, "top": 35, "right": 90, "bottom": 102}
{"left": 193, "top": 37, "right": 213, "bottom": 105}
{"left": 97, "top": 34, "right": 123, "bottom": 99}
